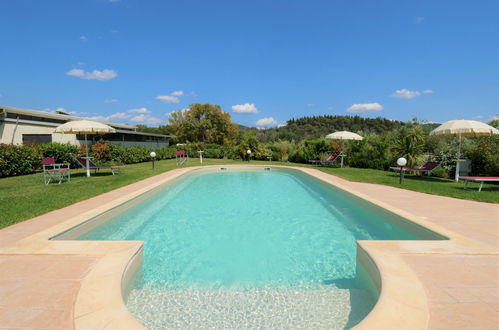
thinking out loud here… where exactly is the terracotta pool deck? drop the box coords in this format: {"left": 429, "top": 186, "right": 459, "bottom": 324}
{"left": 0, "top": 165, "right": 497, "bottom": 329}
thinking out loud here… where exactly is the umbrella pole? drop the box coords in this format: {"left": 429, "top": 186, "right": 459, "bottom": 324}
{"left": 85, "top": 133, "right": 90, "bottom": 177}
{"left": 455, "top": 133, "right": 461, "bottom": 182}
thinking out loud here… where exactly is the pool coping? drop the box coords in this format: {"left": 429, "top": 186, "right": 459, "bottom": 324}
{"left": 0, "top": 164, "right": 497, "bottom": 329}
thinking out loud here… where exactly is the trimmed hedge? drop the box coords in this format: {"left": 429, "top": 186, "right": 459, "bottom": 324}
{"left": 0, "top": 144, "right": 41, "bottom": 177}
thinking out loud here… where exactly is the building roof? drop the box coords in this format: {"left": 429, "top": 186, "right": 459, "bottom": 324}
{"left": 0, "top": 105, "right": 174, "bottom": 138}
{"left": 0, "top": 105, "right": 135, "bottom": 129}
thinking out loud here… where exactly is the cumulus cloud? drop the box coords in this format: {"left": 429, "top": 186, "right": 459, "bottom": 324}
{"left": 171, "top": 90, "right": 184, "bottom": 97}
{"left": 346, "top": 103, "right": 383, "bottom": 113}
{"left": 156, "top": 95, "right": 180, "bottom": 103}
{"left": 66, "top": 68, "right": 118, "bottom": 81}
{"left": 128, "top": 107, "right": 150, "bottom": 114}
{"left": 106, "top": 112, "right": 130, "bottom": 120}
{"left": 255, "top": 117, "right": 277, "bottom": 126}
{"left": 85, "top": 112, "right": 130, "bottom": 122}
{"left": 232, "top": 103, "right": 259, "bottom": 114}
{"left": 103, "top": 98, "right": 118, "bottom": 103}
{"left": 392, "top": 89, "right": 434, "bottom": 99}
{"left": 156, "top": 90, "right": 187, "bottom": 103}
{"left": 79, "top": 35, "right": 88, "bottom": 42}
{"left": 131, "top": 114, "right": 162, "bottom": 125}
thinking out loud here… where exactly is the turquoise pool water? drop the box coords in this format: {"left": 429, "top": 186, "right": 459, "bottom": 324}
{"left": 71, "top": 168, "right": 443, "bottom": 328}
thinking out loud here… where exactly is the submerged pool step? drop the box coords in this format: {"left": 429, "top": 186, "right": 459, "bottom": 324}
{"left": 127, "top": 287, "right": 373, "bottom": 329}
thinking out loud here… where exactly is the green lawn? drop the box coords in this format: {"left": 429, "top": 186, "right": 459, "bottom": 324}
{"left": 316, "top": 167, "right": 499, "bottom": 203}
{"left": 0, "top": 159, "right": 497, "bottom": 229}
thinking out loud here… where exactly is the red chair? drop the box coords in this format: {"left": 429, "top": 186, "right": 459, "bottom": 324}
{"left": 42, "top": 157, "right": 70, "bottom": 185}
{"left": 176, "top": 150, "right": 188, "bottom": 165}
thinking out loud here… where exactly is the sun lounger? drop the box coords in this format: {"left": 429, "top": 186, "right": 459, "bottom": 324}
{"left": 308, "top": 153, "right": 339, "bottom": 166}
{"left": 390, "top": 161, "right": 441, "bottom": 176}
{"left": 75, "top": 157, "right": 124, "bottom": 175}
{"left": 42, "top": 157, "right": 70, "bottom": 184}
{"left": 460, "top": 176, "right": 499, "bottom": 192}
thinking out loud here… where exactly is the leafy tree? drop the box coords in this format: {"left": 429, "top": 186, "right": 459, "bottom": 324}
{"left": 135, "top": 124, "right": 175, "bottom": 136}
{"left": 237, "top": 131, "right": 262, "bottom": 160}
{"left": 169, "top": 103, "right": 239, "bottom": 145}
{"left": 488, "top": 119, "right": 499, "bottom": 129}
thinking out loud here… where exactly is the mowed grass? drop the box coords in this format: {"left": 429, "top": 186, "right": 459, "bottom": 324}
{"left": 317, "top": 167, "right": 499, "bottom": 203}
{"left": 0, "top": 159, "right": 497, "bottom": 229}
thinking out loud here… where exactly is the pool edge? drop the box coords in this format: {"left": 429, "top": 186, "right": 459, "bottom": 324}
{"left": 0, "top": 164, "right": 494, "bottom": 329}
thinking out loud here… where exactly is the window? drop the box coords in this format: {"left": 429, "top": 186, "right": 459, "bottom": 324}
{"left": 22, "top": 134, "right": 52, "bottom": 145}
{"left": 8, "top": 113, "right": 66, "bottom": 124}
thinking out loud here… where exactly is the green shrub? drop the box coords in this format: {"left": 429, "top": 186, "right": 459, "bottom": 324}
{"left": 0, "top": 144, "right": 41, "bottom": 177}
{"left": 348, "top": 134, "right": 394, "bottom": 170}
{"left": 466, "top": 136, "right": 499, "bottom": 176}
{"left": 40, "top": 142, "right": 81, "bottom": 168}
{"left": 90, "top": 141, "right": 113, "bottom": 162}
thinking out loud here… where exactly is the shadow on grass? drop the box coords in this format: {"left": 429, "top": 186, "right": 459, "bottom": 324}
{"left": 387, "top": 173, "right": 451, "bottom": 183}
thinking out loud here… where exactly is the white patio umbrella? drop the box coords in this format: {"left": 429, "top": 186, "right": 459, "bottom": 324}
{"left": 325, "top": 131, "right": 364, "bottom": 141}
{"left": 54, "top": 120, "right": 116, "bottom": 177}
{"left": 430, "top": 120, "right": 499, "bottom": 181}
{"left": 325, "top": 131, "right": 364, "bottom": 167}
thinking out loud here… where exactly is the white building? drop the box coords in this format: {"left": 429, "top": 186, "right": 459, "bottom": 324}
{"left": 0, "top": 105, "right": 173, "bottom": 148}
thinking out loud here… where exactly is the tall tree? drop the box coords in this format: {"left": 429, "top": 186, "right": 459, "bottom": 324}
{"left": 168, "top": 103, "right": 239, "bottom": 145}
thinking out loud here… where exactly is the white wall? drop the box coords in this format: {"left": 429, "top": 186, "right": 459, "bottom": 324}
{"left": 0, "top": 121, "right": 169, "bottom": 148}
{"left": 0, "top": 121, "right": 78, "bottom": 145}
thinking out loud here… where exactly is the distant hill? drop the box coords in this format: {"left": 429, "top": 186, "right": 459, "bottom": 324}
{"left": 241, "top": 115, "right": 406, "bottom": 142}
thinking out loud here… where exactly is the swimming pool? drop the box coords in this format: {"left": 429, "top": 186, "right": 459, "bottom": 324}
{"left": 56, "top": 167, "right": 445, "bottom": 329}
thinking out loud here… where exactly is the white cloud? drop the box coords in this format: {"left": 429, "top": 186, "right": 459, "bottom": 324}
{"left": 415, "top": 17, "right": 425, "bottom": 23}
{"left": 66, "top": 68, "right": 118, "bottom": 81}
{"left": 156, "top": 90, "right": 188, "bottom": 103}
{"left": 128, "top": 107, "right": 150, "bottom": 114}
{"left": 103, "top": 98, "right": 118, "bottom": 103}
{"left": 346, "top": 103, "right": 383, "bottom": 113}
{"left": 68, "top": 111, "right": 92, "bottom": 116}
{"left": 85, "top": 112, "right": 130, "bottom": 122}
{"left": 392, "top": 89, "right": 434, "bottom": 99}
{"left": 171, "top": 90, "right": 184, "bottom": 96}
{"left": 232, "top": 103, "right": 259, "bottom": 114}
{"left": 131, "top": 114, "right": 162, "bottom": 125}
{"left": 156, "top": 95, "right": 180, "bottom": 103}
{"left": 106, "top": 112, "right": 130, "bottom": 120}
{"left": 79, "top": 35, "right": 88, "bottom": 42}
{"left": 189, "top": 91, "right": 198, "bottom": 97}
{"left": 307, "top": 104, "right": 316, "bottom": 107}
{"left": 255, "top": 117, "right": 277, "bottom": 126}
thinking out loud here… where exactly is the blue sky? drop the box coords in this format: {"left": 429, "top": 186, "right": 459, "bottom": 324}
{"left": 1, "top": 0, "right": 497, "bottom": 128}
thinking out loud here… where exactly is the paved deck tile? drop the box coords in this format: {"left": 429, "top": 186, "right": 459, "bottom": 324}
{"left": 0, "top": 166, "right": 497, "bottom": 329}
